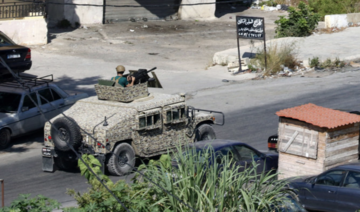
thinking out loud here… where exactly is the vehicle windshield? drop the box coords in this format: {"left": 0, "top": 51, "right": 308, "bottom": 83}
{"left": 0, "top": 92, "right": 21, "bottom": 113}
{"left": 0, "top": 33, "right": 15, "bottom": 47}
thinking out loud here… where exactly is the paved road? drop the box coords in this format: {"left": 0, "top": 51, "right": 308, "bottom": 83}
{"left": 1, "top": 67, "right": 360, "bottom": 206}
{"left": 1, "top": 8, "right": 360, "bottom": 208}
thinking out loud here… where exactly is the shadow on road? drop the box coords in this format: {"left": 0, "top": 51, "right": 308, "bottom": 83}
{"left": 2, "top": 129, "right": 43, "bottom": 153}
{"left": 56, "top": 75, "right": 100, "bottom": 96}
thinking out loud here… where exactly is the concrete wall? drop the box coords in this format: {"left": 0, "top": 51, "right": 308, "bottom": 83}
{"left": 347, "top": 13, "right": 360, "bottom": 25}
{"left": 48, "top": 0, "right": 103, "bottom": 27}
{"left": 179, "top": 0, "right": 216, "bottom": 20}
{"left": 0, "top": 17, "right": 47, "bottom": 45}
{"left": 325, "top": 13, "right": 360, "bottom": 28}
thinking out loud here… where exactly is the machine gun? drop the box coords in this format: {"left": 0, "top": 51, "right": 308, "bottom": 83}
{"left": 129, "top": 67, "right": 157, "bottom": 84}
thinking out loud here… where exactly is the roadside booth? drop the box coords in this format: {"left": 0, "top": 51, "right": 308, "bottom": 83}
{"left": 276, "top": 103, "right": 360, "bottom": 180}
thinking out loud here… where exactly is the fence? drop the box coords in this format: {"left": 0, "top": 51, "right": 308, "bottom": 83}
{"left": 0, "top": 1, "right": 45, "bottom": 19}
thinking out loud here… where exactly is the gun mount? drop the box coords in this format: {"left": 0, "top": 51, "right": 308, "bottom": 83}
{"left": 130, "top": 67, "right": 157, "bottom": 84}
{"left": 94, "top": 67, "right": 162, "bottom": 103}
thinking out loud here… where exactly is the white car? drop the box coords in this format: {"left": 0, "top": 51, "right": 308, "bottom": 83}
{"left": 0, "top": 75, "right": 88, "bottom": 149}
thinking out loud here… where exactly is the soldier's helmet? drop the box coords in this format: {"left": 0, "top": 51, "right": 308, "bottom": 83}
{"left": 116, "top": 65, "right": 125, "bottom": 73}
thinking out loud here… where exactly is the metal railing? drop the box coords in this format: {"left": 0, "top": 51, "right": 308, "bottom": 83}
{"left": 0, "top": 1, "right": 45, "bottom": 19}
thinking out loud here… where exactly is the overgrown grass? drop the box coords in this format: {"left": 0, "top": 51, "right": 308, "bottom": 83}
{"left": 249, "top": 42, "right": 299, "bottom": 76}
{"left": 64, "top": 145, "right": 297, "bottom": 212}
{"left": 136, "top": 145, "right": 294, "bottom": 212}
{"left": 289, "top": 0, "right": 360, "bottom": 20}
{"left": 308, "top": 56, "right": 345, "bottom": 68}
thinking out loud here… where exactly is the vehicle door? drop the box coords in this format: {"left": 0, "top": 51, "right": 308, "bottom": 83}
{"left": 303, "top": 170, "right": 345, "bottom": 212}
{"left": 335, "top": 171, "right": 360, "bottom": 212}
{"left": 163, "top": 103, "right": 187, "bottom": 147}
{"left": 37, "top": 87, "right": 65, "bottom": 125}
{"left": 135, "top": 108, "right": 163, "bottom": 154}
{"left": 16, "top": 92, "right": 41, "bottom": 133}
{"left": 0, "top": 92, "right": 22, "bottom": 136}
{"left": 232, "top": 145, "right": 265, "bottom": 174}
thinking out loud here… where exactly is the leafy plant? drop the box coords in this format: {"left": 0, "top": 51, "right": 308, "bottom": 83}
{"left": 0, "top": 194, "right": 60, "bottom": 212}
{"left": 135, "top": 145, "right": 294, "bottom": 211}
{"left": 66, "top": 154, "right": 166, "bottom": 212}
{"left": 309, "top": 56, "right": 320, "bottom": 68}
{"left": 249, "top": 41, "right": 299, "bottom": 76}
{"left": 275, "top": 2, "right": 320, "bottom": 38}
{"left": 309, "top": 0, "right": 360, "bottom": 20}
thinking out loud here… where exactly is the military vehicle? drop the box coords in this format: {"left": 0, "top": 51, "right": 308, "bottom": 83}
{"left": 41, "top": 68, "right": 224, "bottom": 176}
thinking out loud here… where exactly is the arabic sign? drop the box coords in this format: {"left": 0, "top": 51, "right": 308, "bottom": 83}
{"left": 236, "top": 16, "right": 265, "bottom": 40}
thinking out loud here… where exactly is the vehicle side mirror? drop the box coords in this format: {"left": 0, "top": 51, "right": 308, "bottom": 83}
{"left": 21, "top": 106, "right": 29, "bottom": 112}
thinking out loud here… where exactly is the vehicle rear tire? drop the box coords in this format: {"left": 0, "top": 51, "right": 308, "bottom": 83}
{"left": 0, "top": 129, "right": 11, "bottom": 150}
{"left": 195, "top": 124, "right": 216, "bottom": 141}
{"left": 55, "top": 150, "right": 78, "bottom": 171}
{"left": 107, "top": 143, "right": 135, "bottom": 176}
{"left": 51, "top": 117, "right": 82, "bottom": 151}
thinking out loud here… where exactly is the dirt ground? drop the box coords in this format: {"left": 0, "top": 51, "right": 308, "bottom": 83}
{"left": 31, "top": 8, "right": 287, "bottom": 72}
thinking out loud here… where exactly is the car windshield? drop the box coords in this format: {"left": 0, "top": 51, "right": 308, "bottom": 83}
{"left": 0, "top": 92, "right": 21, "bottom": 113}
{"left": 0, "top": 34, "right": 15, "bottom": 47}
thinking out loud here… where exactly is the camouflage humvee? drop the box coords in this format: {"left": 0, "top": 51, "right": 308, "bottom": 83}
{"left": 42, "top": 71, "right": 224, "bottom": 176}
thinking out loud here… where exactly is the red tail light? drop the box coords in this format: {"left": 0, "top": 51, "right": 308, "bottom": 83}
{"left": 48, "top": 135, "right": 52, "bottom": 140}
{"left": 268, "top": 143, "right": 277, "bottom": 149}
{"left": 25, "top": 49, "right": 31, "bottom": 59}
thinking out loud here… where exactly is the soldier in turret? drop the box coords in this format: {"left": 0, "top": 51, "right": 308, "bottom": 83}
{"left": 111, "top": 65, "right": 136, "bottom": 87}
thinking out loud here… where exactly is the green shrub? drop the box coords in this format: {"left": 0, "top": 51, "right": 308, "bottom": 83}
{"left": 0, "top": 194, "right": 60, "bottom": 212}
{"left": 68, "top": 147, "right": 295, "bottom": 212}
{"left": 309, "top": 56, "right": 320, "bottom": 68}
{"left": 309, "top": 57, "right": 346, "bottom": 68}
{"left": 135, "top": 145, "right": 293, "bottom": 211}
{"left": 275, "top": 2, "right": 320, "bottom": 38}
{"left": 308, "top": 0, "right": 360, "bottom": 20}
{"left": 249, "top": 41, "right": 299, "bottom": 76}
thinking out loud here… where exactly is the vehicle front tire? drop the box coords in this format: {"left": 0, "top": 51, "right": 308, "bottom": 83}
{"left": 51, "top": 117, "right": 82, "bottom": 151}
{"left": 107, "top": 143, "right": 135, "bottom": 176}
{"left": 0, "top": 129, "right": 11, "bottom": 150}
{"left": 55, "top": 150, "right": 78, "bottom": 171}
{"left": 195, "top": 124, "right": 216, "bottom": 141}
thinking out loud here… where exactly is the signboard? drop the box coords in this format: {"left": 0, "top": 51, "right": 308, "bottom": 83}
{"left": 236, "top": 16, "right": 265, "bottom": 40}
{"left": 235, "top": 16, "right": 267, "bottom": 73}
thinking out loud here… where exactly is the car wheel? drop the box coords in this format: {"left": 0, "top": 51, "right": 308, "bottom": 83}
{"left": 0, "top": 129, "right": 11, "bottom": 150}
{"left": 195, "top": 124, "right": 216, "bottom": 141}
{"left": 55, "top": 150, "right": 78, "bottom": 171}
{"left": 107, "top": 143, "right": 135, "bottom": 176}
{"left": 51, "top": 117, "right": 82, "bottom": 151}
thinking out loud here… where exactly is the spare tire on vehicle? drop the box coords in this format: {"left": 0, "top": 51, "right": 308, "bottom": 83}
{"left": 51, "top": 117, "right": 82, "bottom": 151}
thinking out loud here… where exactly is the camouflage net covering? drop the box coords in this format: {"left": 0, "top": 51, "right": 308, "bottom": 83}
{"left": 94, "top": 82, "right": 148, "bottom": 102}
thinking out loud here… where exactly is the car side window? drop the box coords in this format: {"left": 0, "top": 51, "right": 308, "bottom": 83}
{"left": 38, "top": 88, "right": 62, "bottom": 104}
{"left": 22, "top": 93, "right": 38, "bottom": 110}
{"left": 343, "top": 171, "right": 360, "bottom": 189}
{"left": 316, "top": 170, "right": 345, "bottom": 186}
{"left": 233, "top": 145, "right": 260, "bottom": 161}
{"left": 215, "top": 147, "right": 234, "bottom": 163}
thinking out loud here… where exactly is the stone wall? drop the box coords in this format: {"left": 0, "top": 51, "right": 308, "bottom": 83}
{"left": 179, "top": 0, "right": 216, "bottom": 19}
{"left": 48, "top": 0, "right": 103, "bottom": 27}
{"left": 0, "top": 17, "right": 47, "bottom": 45}
{"left": 325, "top": 13, "right": 360, "bottom": 28}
